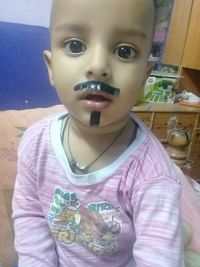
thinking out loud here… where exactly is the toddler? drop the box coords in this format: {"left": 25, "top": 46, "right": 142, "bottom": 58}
{"left": 12, "top": 0, "right": 185, "bottom": 266}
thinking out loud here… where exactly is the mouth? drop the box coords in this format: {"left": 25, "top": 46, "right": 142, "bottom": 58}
{"left": 80, "top": 91, "right": 112, "bottom": 110}
{"left": 80, "top": 90, "right": 112, "bottom": 102}
{"left": 84, "top": 92, "right": 111, "bottom": 102}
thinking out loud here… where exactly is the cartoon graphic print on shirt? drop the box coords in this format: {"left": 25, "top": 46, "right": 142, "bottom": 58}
{"left": 48, "top": 187, "right": 122, "bottom": 255}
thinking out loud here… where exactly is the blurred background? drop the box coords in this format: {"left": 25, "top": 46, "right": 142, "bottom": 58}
{"left": 0, "top": 0, "right": 61, "bottom": 110}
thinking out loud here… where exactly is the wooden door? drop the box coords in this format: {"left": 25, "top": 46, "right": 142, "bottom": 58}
{"left": 182, "top": 0, "right": 200, "bottom": 70}
{"left": 162, "top": 0, "right": 193, "bottom": 66}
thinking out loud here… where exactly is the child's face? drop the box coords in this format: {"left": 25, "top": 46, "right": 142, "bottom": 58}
{"left": 44, "top": 0, "right": 154, "bottom": 127}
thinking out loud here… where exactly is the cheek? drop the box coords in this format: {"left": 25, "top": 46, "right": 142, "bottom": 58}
{"left": 120, "top": 72, "right": 146, "bottom": 97}
{"left": 52, "top": 56, "right": 82, "bottom": 91}
{"left": 51, "top": 70, "right": 74, "bottom": 104}
{"left": 116, "top": 61, "right": 147, "bottom": 87}
{"left": 117, "top": 68, "right": 146, "bottom": 107}
{"left": 52, "top": 63, "right": 75, "bottom": 91}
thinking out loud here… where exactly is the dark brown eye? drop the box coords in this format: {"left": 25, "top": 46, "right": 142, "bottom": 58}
{"left": 115, "top": 45, "right": 137, "bottom": 60}
{"left": 64, "top": 39, "right": 86, "bottom": 55}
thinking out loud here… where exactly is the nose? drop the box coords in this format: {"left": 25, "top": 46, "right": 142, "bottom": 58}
{"left": 85, "top": 45, "right": 112, "bottom": 80}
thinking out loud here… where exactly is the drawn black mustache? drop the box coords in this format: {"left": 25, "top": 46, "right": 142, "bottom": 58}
{"left": 74, "top": 81, "right": 120, "bottom": 96}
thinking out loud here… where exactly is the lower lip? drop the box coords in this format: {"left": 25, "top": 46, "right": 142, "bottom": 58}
{"left": 82, "top": 99, "right": 111, "bottom": 111}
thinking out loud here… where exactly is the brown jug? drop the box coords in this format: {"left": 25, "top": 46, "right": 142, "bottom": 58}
{"left": 167, "top": 127, "right": 190, "bottom": 166}
{"left": 167, "top": 128, "right": 190, "bottom": 148}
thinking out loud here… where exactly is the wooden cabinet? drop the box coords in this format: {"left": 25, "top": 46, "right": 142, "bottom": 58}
{"left": 163, "top": 0, "right": 193, "bottom": 67}
{"left": 163, "top": 0, "right": 200, "bottom": 70}
{"left": 181, "top": 0, "right": 200, "bottom": 70}
{"left": 162, "top": 0, "right": 200, "bottom": 96}
{"left": 132, "top": 103, "right": 200, "bottom": 180}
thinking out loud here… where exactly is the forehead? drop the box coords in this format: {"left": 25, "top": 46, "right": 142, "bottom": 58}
{"left": 50, "top": 0, "right": 155, "bottom": 37}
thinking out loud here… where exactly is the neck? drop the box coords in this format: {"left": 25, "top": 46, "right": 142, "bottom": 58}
{"left": 62, "top": 114, "right": 137, "bottom": 173}
{"left": 69, "top": 114, "right": 130, "bottom": 140}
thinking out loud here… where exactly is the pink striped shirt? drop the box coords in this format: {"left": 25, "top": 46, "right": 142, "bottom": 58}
{"left": 12, "top": 113, "right": 183, "bottom": 266}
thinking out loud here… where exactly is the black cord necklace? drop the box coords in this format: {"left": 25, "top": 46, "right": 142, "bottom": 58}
{"left": 61, "top": 116, "right": 127, "bottom": 174}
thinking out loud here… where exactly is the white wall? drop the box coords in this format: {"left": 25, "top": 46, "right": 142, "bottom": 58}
{"left": 0, "top": 0, "right": 52, "bottom": 27}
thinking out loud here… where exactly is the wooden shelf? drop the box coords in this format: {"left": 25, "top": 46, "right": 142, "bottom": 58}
{"left": 179, "top": 68, "right": 200, "bottom": 97}
{"left": 131, "top": 103, "right": 200, "bottom": 180}
{"left": 132, "top": 102, "right": 200, "bottom": 113}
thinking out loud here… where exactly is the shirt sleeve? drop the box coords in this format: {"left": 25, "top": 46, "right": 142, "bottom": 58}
{"left": 131, "top": 176, "right": 184, "bottom": 267}
{"left": 12, "top": 156, "right": 59, "bottom": 267}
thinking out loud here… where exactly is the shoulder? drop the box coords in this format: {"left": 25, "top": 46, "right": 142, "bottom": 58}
{"left": 18, "top": 112, "right": 66, "bottom": 157}
{"left": 129, "top": 114, "right": 180, "bottom": 185}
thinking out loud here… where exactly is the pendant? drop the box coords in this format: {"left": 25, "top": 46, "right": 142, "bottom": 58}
{"left": 70, "top": 159, "right": 88, "bottom": 174}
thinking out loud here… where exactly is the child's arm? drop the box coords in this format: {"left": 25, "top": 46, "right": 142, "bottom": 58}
{"left": 132, "top": 176, "right": 183, "bottom": 267}
{"left": 12, "top": 158, "right": 59, "bottom": 267}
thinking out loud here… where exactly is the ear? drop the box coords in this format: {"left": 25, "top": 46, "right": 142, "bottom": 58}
{"left": 43, "top": 50, "right": 54, "bottom": 86}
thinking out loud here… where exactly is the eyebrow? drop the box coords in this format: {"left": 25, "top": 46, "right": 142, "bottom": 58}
{"left": 53, "top": 23, "right": 147, "bottom": 40}
{"left": 54, "top": 23, "right": 88, "bottom": 34}
{"left": 115, "top": 28, "right": 147, "bottom": 40}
